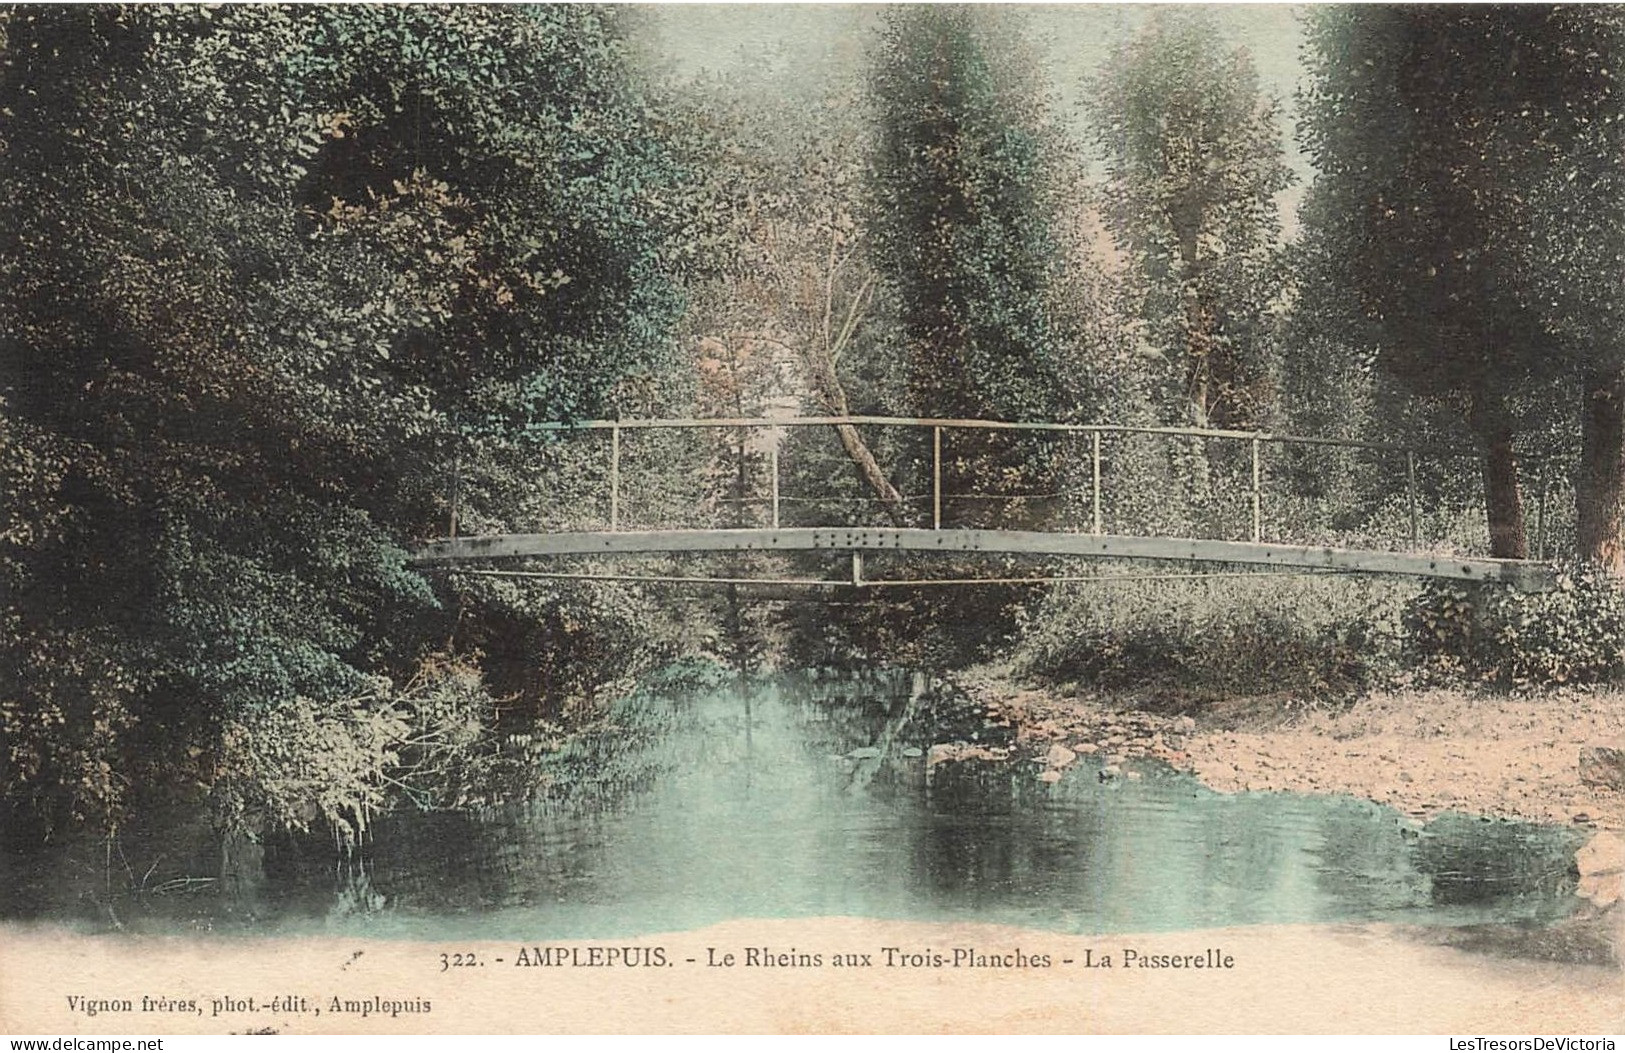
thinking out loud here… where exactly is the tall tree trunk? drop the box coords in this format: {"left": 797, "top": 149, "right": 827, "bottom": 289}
{"left": 805, "top": 343, "right": 909, "bottom": 527}
{"left": 1470, "top": 394, "right": 1528, "bottom": 560}
{"left": 830, "top": 424, "right": 909, "bottom": 526}
{"left": 1577, "top": 366, "right": 1625, "bottom": 574}
{"left": 1181, "top": 267, "right": 1210, "bottom": 430}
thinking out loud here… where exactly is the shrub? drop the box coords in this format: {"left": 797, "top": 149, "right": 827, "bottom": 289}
{"left": 1403, "top": 563, "right": 1625, "bottom": 688}
{"left": 216, "top": 655, "right": 498, "bottom": 845}
{"left": 1012, "top": 570, "right": 1411, "bottom": 703}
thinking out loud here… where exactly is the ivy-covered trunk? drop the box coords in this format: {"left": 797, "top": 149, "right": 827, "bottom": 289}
{"left": 1471, "top": 395, "right": 1528, "bottom": 560}
{"left": 1577, "top": 367, "right": 1625, "bottom": 574}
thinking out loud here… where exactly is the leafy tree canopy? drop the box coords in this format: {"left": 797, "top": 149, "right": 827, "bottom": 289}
{"left": 0, "top": 5, "right": 696, "bottom": 829}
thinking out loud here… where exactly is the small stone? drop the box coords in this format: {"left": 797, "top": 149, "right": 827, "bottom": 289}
{"left": 1176, "top": 715, "right": 1196, "bottom": 733}
{"left": 901, "top": 746, "right": 923, "bottom": 758}
{"left": 1124, "top": 770, "right": 1144, "bottom": 781}
{"left": 1073, "top": 742, "right": 1100, "bottom": 755}
{"left": 847, "top": 746, "right": 881, "bottom": 760}
{"left": 1100, "top": 764, "right": 1122, "bottom": 780}
{"left": 1579, "top": 745, "right": 1625, "bottom": 791}
{"left": 1044, "top": 743, "right": 1078, "bottom": 770}
{"left": 1037, "top": 769, "right": 1063, "bottom": 784}
{"left": 1576, "top": 831, "right": 1625, "bottom": 908}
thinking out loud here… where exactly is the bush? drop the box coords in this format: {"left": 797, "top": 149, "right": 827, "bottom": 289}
{"left": 1012, "top": 570, "right": 1411, "bottom": 703}
{"left": 216, "top": 655, "right": 498, "bottom": 845}
{"left": 1403, "top": 563, "right": 1625, "bottom": 688}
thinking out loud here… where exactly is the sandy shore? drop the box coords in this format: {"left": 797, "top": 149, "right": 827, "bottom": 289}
{"left": 1, "top": 916, "right": 1620, "bottom": 1034}
{"left": 959, "top": 668, "right": 1625, "bottom": 831}
{"left": 957, "top": 668, "right": 1625, "bottom": 940}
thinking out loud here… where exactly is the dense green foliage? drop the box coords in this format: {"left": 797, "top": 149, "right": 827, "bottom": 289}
{"left": 1405, "top": 567, "right": 1625, "bottom": 689}
{"left": 1014, "top": 575, "right": 1408, "bottom": 704}
{"left": 867, "top": 7, "right": 1085, "bottom": 518}
{"left": 10, "top": 4, "right": 1625, "bottom": 860}
{"left": 1090, "top": 10, "right": 1291, "bottom": 431}
{"left": 0, "top": 6, "right": 697, "bottom": 834}
{"left": 1297, "top": 7, "right": 1625, "bottom": 563}
{"left": 869, "top": 7, "right": 1069, "bottom": 423}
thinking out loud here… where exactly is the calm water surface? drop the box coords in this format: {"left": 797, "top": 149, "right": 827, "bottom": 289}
{"left": 1, "top": 671, "right": 1586, "bottom": 939}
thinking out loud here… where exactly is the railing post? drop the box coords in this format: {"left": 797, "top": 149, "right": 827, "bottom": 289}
{"left": 1406, "top": 450, "right": 1418, "bottom": 547}
{"left": 609, "top": 423, "right": 620, "bottom": 531}
{"left": 448, "top": 444, "right": 461, "bottom": 540}
{"left": 1536, "top": 469, "right": 1548, "bottom": 560}
{"left": 1091, "top": 428, "right": 1102, "bottom": 536}
{"left": 932, "top": 425, "right": 942, "bottom": 531}
{"left": 851, "top": 551, "right": 863, "bottom": 586}
{"left": 770, "top": 434, "right": 780, "bottom": 530}
{"left": 1250, "top": 435, "right": 1262, "bottom": 543}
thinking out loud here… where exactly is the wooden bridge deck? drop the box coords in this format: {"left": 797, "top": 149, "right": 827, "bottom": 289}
{"left": 411, "top": 528, "right": 1556, "bottom": 591}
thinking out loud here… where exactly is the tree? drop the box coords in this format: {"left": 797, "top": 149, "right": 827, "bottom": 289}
{"left": 0, "top": 6, "right": 696, "bottom": 833}
{"left": 676, "top": 58, "right": 913, "bottom": 525}
{"left": 867, "top": 5, "right": 1081, "bottom": 523}
{"left": 1089, "top": 10, "right": 1292, "bottom": 432}
{"left": 1498, "top": 8, "right": 1625, "bottom": 570}
{"left": 1298, "top": 6, "right": 1564, "bottom": 559}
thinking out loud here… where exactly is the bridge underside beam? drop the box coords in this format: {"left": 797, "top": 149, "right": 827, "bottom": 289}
{"left": 411, "top": 528, "right": 1554, "bottom": 591}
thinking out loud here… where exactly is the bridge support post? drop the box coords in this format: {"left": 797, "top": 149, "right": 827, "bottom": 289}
{"left": 1250, "top": 436, "right": 1262, "bottom": 543}
{"left": 610, "top": 424, "right": 620, "bottom": 531}
{"left": 933, "top": 426, "right": 942, "bottom": 530}
{"left": 1091, "top": 429, "right": 1102, "bottom": 535}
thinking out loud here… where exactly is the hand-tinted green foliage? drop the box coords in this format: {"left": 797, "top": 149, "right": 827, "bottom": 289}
{"left": 1298, "top": 7, "right": 1554, "bottom": 404}
{"left": 1502, "top": 9, "right": 1625, "bottom": 366}
{"left": 1294, "top": 7, "right": 1605, "bottom": 560}
{"left": 216, "top": 656, "right": 497, "bottom": 844}
{"left": 867, "top": 6, "right": 1083, "bottom": 514}
{"left": 1014, "top": 575, "right": 1409, "bottom": 704}
{"left": 1405, "top": 567, "right": 1625, "bottom": 689}
{"left": 0, "top": 6, "right": 695, "bottom": 833}
{"left": 1089, "top": 10, "right": 1291, "bottom": 430}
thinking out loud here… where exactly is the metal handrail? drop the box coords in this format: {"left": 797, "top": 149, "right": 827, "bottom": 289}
{"left": 493, "top": 413, "right": 1472, "bottom": 548}
{"left": 520, "top": 413, "right": 1478, "bottom": 458}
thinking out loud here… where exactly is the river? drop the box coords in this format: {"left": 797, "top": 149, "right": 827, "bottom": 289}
{"left": 2, "top": 669, "right": 1587, "bottom": 944}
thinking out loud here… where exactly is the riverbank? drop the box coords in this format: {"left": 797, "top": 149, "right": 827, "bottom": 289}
{"left": 956, "top": 665, "right": 1625, "bottom": 831}
{"left": 954, "top": 665, "right": 1625, "bottom": 941}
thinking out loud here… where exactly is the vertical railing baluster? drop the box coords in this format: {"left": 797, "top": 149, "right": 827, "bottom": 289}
{"left": 1406, "top": 450, "right": 1418, "bottom": 548}
{"left": 609, "top": 423, "right": 620, "bottom": 531}
{"left": 932, "top": 425, "right": 942, "bottom": 531}
{"left": 1250, "top": 435, "right": 1262, "bottom": 543}
{"left": 770, "top": 431, "right": 780, "bottom": 530}
{"left": 1536, "top": 469, "right": 1548, "bottom": 560}
{"left": 1091, "top": 428, "right": 1102, "bottom": 536}
{"left": 449, "top": 444, "right": 461, "bottom": 540}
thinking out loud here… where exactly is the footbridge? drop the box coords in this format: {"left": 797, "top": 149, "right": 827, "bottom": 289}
{"left": 409, "top": 415, "right": 1557, "bottom": 592}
